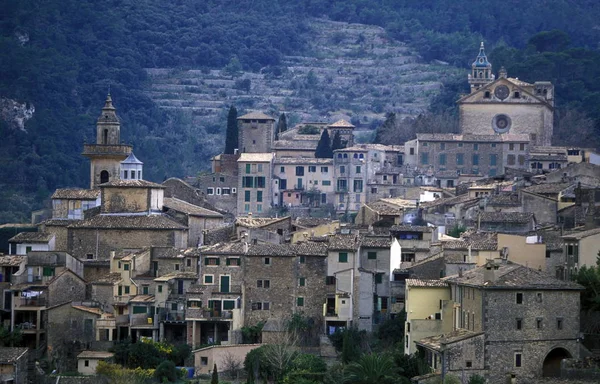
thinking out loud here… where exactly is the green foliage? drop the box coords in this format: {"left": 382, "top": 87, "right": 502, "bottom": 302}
{"left": 244, "top": 345, "right": 271, "bottom": 383}
{"left": 283, "top": 354, "right": 327, "bottom": 383}
{"left": 341, "top": 329, "right": 363, "bottom": 364}
{"left": 224, "top": 106, "right": 238, "bottom": 154}
{"left": 241, "top": 322, "right": 264, "bottom": 344}
{"left": 575, "top": 252, "right": 600, "bottom": 312}
{"left": 331, "top": 131, "right": 344, "bottom": 152}
{"left": 375, "top": 311, "right": 406, "bottom": 349}
{"left": 154, "top": 360, "right": 178, "bottom": 383}
{"left": 448, "top": 225, "right": 467, "bottom": 238}
{"left": 346, "top": 353, "right": 399, "bottom": 384}
{"left": 211, "top": 363, "right": 219, "bottom": 384}
{"left": 234, "top": 78, "right": 252, "bottom": 93}
{"left": 443, "top": 374, "right": 461, "bottom": 384}
{"left": 468, "top": 374, "right": 486, "bottom": 384}
{"left": 0, "top": 325, "right": 22, "bottom": 347}
{"left": 96, "top": 361, "right": 154, "bottom": 384}
{"left": 392, "top": 351, "right": 431, "bottom": 379}
{"left": 315, "top": 129, "right": 333, "bottom": 158}
{"left": 109, "top": 338, "right": 189, "bottom": 370}
{"left": 298, "top": 125, "right": 320, "bottom": 135}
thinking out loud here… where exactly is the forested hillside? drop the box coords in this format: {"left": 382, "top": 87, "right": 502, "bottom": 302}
{"left": 1, "top": 0, "right": 600, "bottom": 222}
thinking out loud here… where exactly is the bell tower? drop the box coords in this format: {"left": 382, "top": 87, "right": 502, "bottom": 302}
{"left": 468, "top": 42, "right": 494, "bottom": 93}
{"left": 82, "top": 94, "right": 132, "bottom": 188}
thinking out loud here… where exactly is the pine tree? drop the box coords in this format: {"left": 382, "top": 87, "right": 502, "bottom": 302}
{"left": 331, "top": 131, "right": 344, "bottom": 152}
{"left": 315, "top": 129, "right": 333, "bottom": 158}
{"left": 211, "top": 363, "right": 219, "bottom": 384}
{"left": 224, "top": 106, "right": 238, "bottom": 154}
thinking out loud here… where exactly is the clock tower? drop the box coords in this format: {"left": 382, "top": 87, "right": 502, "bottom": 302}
{"left": 468, "top": 42, "right": 494, "bottom": 92}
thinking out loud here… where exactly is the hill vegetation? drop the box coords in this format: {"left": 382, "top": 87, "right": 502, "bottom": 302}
{"left": 1, "top": 0, "right": 600, "bottom": 222}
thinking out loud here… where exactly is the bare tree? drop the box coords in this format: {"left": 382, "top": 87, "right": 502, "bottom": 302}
{"left": 261, "top": 318, "right": 299, "bottom": 382}
{"left": 222, "top": 351, "right": 242, "bottom": 381}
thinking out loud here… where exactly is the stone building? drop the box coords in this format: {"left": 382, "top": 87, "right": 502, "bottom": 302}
{"left": 417, "top": 261, "right": 584, "bottom": 383}
{"left": 0, "top": 348, "right": 29, "bottom": 384}
{"left": 561, "top": 227, "right": 600, "bottom": 279}
{"left": 82, "top": 94, "right": 132, "bottom": 188}
{"left": 273, "top": 157, "right": 334, "bottom": 208}
{"left": 163, "top": 197, "right": 224, "bottom": 247}
{"left": 51, "top": 189, "right": 100, "bottom": 220}
{"left": 237, "top": 112, "right": 275, "bottom": 154}
{"left": 237, "top": 153, "right": 274, "bottom": 217}
{"left": 459, "top": 43, "right": 554, "bottom": 147}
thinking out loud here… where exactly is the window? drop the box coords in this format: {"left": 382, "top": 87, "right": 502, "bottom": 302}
{"left": 516, "top": 292, "right": 523, "bottom": 304}
{"left": 421, "top": 152, "right": 429, "bottom": 165}
{"left": 326, "top": 276, "right": 336, "bottom": 285}
{"left": 158, "top": 285, "right": 163, "bottom": 293}
{"left": 439, "top": 154, "right": 446, "bottom": 166}
{"left": 536, "top": 293, "right": 543, "bottom": 302}
{"left": 297, "top": 297, "right": 304, "bottom": 307}
{"left": 472, "top": 154, "right": 479, "bottom": 166}
{"left": 339, "top": 252, "right": 348, "bottom": 263}
{"left": 337, "top": 179, "right": 347, "bottom": 192}
{"left": 458, "top": 143, "right": 463, "bottom": 147}
{"left": 409, "top": 147, "right": 415, "bottom": 155}
{"left": 473, "top": 143, "right": 479, "bottom": 151}
{"left": 321, "top": 166, "right": 328, "bottom": 173}
{"left": 264, "top": 257, "right": 271, "bottom": 265}
{"left": 514, "top": 91, "right": 520, "bottom": 98}
{"left": 340, "top": 165, "right": 345, "bottom": 174}
{"left": 516, "top": 318, "right": 522, "bottom": 330}
{"left": 518, "top": 155, "right": 525, "bottom": 166}
{"left": 207, "top": 188, "right": 214, "bottom": 195}
{"left": 440, "top": 142, "right": 445, "bottom": 150}
{"left": 244, "top": 191, "right": 251, "bottom": 202}
{"left": 355, "top": 166, "right": 361, "bottom": 174}
{"left": 226, "top": 258, "right": 240, "bottom": 266}
{"left": 299, "top": 255, "right": 305, "bottom": 263}
{"left": 490, "top": 154, "right": 497, "bottom": 166}
{"left": 537, "top": 318, "right": 543, "bottom": 329}
{"left": 368, "top": 252, "right": 377, "bottom": 260}
{"left": 255, "top": 176, "right": 266, "bottom": 188}
{"left": 299, "top": 277, "right": 306, "bottom": 287}
{"left": 456, "top": 153, "right": 464, "bottom": 166}
{"left": 205, "top": 257, "right": 220, "bottom": 266}
{"left": 257, "top": 163, "right": 263, "bottom": 172}
{"left": 507, "top": 154, "right": 515, "bottom": 166}
{"left": 216, "top": 187, "right": 221, "bottom": 195}
{"left": 296, "top": 166, "right": 304, "bottom": 176}
{"left": 514, "top": 353, "right": 522, "bottom": 368}
{"left": 204, "top": 275, "right": 214, "bottom": 284}
{"left": 257, "top": 191, "right": 263, "bottom": 202}
{"left": 263, "top": 302, "right": 270, "bottom": 310}
{"left": 375, "top": 273, "right": 383, "bottom": 284}
{"left": 466, "top": 361, "right": 472, "bottom": 368}
{"left": 557, "top": 318, "right": 563, "bottom": 330}
{"left": 86, "top": 253, "right": 94, "bottom": 260}
{"left": 353, "top": 179, "right": 363, "bottom": 193}
{"left": 244, "top": 203, "right": 250, "bottom": 212}
{"left": 520, "top": 143, "right": 525, "bottom": 151}
{"left": 308, "top": 166, "right": 316, "bottom": 173}
{"left": 174, "top": 263, "right": 180, "bottom": 271}
{"left": 201, "top": 357, "right": 208, "bottom": 366}
{"left": 242, "top": 177, "right": 254, "bottom": 188}
{"left": 222, "top": 188, "right": 230, "bottom": 195}
{"left": 124, "top": 286, "right": 130, "bottom": 294}
{"left": 257, "top": 279, "right": 270, "bottom": 288}
{"left": 245, "top": 164, "right": 251, "bottom": 174}
{"left": 142, "top": 285, "right": 149, "bottom": 295}
{"left": 422, "top": 142, "right": 428, "bottom": 147}
{"left": 85, "top": 360, "right": 89, "bottom": 367}
{"left": 509, "top": 143, "right": 515, "bottom": 151}
{"left": 257, "top": 204, "right": 262, "bottom": 213}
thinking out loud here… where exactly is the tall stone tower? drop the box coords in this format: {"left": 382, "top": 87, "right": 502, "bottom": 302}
{"left": 468, "top": 42, "right": 495, "bottom": 93}
{"left": 237, "top": 112, "right": 275, "bottom": 153}
{"left": 82, "top": 94, "right": 132, "bottom": 188}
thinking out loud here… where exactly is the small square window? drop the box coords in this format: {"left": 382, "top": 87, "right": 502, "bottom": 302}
{"left": 84, "top": 360, "right": 89, "bottom": 367}
{"left": 466, "top": 361, "right": 472, "bottom": 368}
{"left": 263, "top": 302, "right": 270, "bottom": 310}
{"left": 536, "top": 293, "right": 543, "bottom": 302}
{"left": 264, "top": 257, "right": 271, "bottom": 265}
{"left": 204, "top": 275, "right": 214, "bottom": 284}
{"left": 201, "top": 357, "right": 208, "bottom": 366}
{"left": 158, "top": 285, "right": 163, "bottom": 293}
{"left": 264, "top": 280, "right": 270, "bottom": 289}
{"left": 174, "top": 264, "right": 180, "bottom": 271}
{"left": 171, "top": 302, "right": 178, "bottom": 311}
{"left": 297, "top": 297, "right": 304, "bottom": 307}
{"left": 516, "top": 292, "right": 523, "bottom": 304}
{"left": 124, "top": 286, "right": 130, "bottom": 294}
{"left": 339, "top": 252, "right": 348, "bottom": 263}
{"left": 367, "top": 252, "right": 377, "bottom": 260}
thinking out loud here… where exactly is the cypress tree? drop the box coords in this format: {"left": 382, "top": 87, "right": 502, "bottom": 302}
{"left": 277, "top": 113, "right": 287, "bottom": 136}
{"left": 211, "top": 363, "right": 219, "bottom": 384}
{"left": 224, "top": 106, "right": 238, "bottom": 154}
{"left": 331, "top": 131, "right": 344, "bottom": 152}
{"left": 315, "top": 129, "right": 333, "bottom": 158}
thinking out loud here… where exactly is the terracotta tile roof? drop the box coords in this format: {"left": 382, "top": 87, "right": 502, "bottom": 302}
{"left": 443, "top": 232, "right": 498, "bottom": 251}
{"left": 406, "top": 279, "right": 448, "bottom": 288}
{"left": 129, "top": 295, "right": 155, "bottom": 303}
{"left": 40, "top": 219, "right": 81, "bottom": 227}
{"left": 562, "top": 227, "right": 600, "bottom": 240}
{"left": 235, "top": 216, "right": 289, "bottom": 228}
{"left": 157, "top": 247, "right": 203, "bottom": 259}
{"left": 379, "top": 198, "right": 417, "bottom": 208}
{"left": 8, "top": 231, "right": 54, "bottom": 243}
{"left": 200, "top": 242, "right": 246, "bottom": 255}
{"left": 72, "top": 305, "right": 104, "bottom": 316}
{"left": 293, "top": 217, "right": 336, "bottom": 228}
{"left": 487, "top": 193, "right": 520, "bottom": 206}
{"left": 247, "top": 243, "right": 296, "bottom": 257}
{"left": 328, "top": 234, "right": 359, "bottom": 250}
{"left": 0, "top": 347, "right": 29, "bottom": 362}
{"left": 420, "top": 194, "right": 478, "bottom": 209}
{"left": 274, "top": 158, "right": 332, "bottom": 165}
{"left": 416, "top": 133, "right": 530, "bottom": 142}
{"left": 51, "top": 188, "right": 100, "bottom": 200}
{"left": 0, "top": 255, "right": 26, "bottom": 267}
{"left": 416, "top": 329, "right": 484, "bottom": 351}
{"left": 479, "top": 212, "right": 533, "bottom": 224}
{"left": 529, "top": 154, "right": 567, "bottom": 162}
{"left": 238, "top": 153, "right": 274, "bottom": 162}
{"left": 163, "top": 197, "right": 223, "bottom": 218}
{"left": 390, "top": 225, "right": 432, "bottom": 233}
{"left": 68, "top": 214, "right": 186, "bottom": 229}
{"left": 154, "top": 272, "right": 197, "bottom": 282}
{"left": 446, "top": 262, "right": 583, "bottom": 290}
{"left": 272, "top": 140, "right": 318, "bottom": 150}
{"left": 522, "top": 183, "right": 570, "bottom": 195}
{"left": 237, "top": 112, "right": 274, "bottom": 120}
{"left": 93, "top": 273, "right": 123, "bottom": 285}
{"left": 99, "top": 179, "right": 164, "bottom": 188}
{"left": 292, "top": 241, "right": 328, "bottom": 256}
{"left": 360, "top": 235, "right": 392, "bottom": 248}
{"left": 335, "top": 144, "right": 395, "bottom": 152}
{"left": 365, "top": 202, "right": 405, "bottom": 215}
{"left": 328, "top": 119, "right": 355, "bottom": 128}
{"left": 77, "top": 351, "right": 114, "bottom": 359}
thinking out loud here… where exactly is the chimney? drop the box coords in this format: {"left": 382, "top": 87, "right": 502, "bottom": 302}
{"left": 483, "top": 260, "right": 498, "bottom": 284}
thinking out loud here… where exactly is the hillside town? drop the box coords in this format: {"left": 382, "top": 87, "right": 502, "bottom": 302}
{"left": 1, "top": 43, "right": 600, "bottom": 384}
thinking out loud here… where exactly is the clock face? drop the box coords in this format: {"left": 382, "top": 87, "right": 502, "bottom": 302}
{"left": 494, "top": 85, "right": 510, "bottom": 100}
{"left": 492, "top": 114, "right": 512, "bottom": 133}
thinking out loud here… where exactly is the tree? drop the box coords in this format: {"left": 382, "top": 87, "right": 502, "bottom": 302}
{"left": 211, "top": 363, "right": 219, "bottom": 384}
{"left": 346, "top": 353, "right": 398, "bottom": 384}
{"left": 315, "top": 129, "right": 333, "bottom": 158}
{"left": 154, "top": 360, "right": 178, "bottom": 383}
{"left": 575, "top": 252, "right": 600, "bottom": 312}
{"left": 276, "top": 113, "right": 287, "bottom": 139}
{"left": 341, "top": 329, "right": 362, "bottom": 364}
{"left": 331, "top": 131, "right": 344, "bottom": 152}
{"left": 224, "top": 106, "right": 238, "bottom": 154}
{"left": 0, "top": 325, "right": 21, "bottom": 347}
{"left": 222, "top": 351, "right": 242, "bottom": 380}
{"left": 468, "top": 374, "right": 486, "bottom": 384}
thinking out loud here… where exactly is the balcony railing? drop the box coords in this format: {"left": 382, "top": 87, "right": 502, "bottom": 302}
{"left": 131, "top": 314, "right": 159, "bottom": 327}
{"left": 185, "top": 308, "right": 233, "bottom": 320}
{"left": 96, "top": 318, "right": 116, "bottom": 329}
{"left": 214, "top": 285, "right": 242, "bottom": 294}
{"left": 16, "top": 297, "right": 47, "bottom": 308}
{"left": 113, "top": 295, "right": 131, "bottom": 305}
{"left": 161, "top": 310, "right": 186, "bottom": 322}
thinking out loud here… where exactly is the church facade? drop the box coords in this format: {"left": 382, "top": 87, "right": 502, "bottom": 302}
{"left": 458, "top": 42, "right": 555, "bottom": 147}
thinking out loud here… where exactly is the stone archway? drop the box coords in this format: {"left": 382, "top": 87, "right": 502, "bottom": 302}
{"left": 542, "top": 347, "right": 572, "bottom": 377}
{"left": 100, "top": 170, "right": 109, "bottom": 184}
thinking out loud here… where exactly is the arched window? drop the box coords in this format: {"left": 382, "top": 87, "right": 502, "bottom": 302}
{"left": 359, "top": 154, "right": 364, "bottom": 159}
{"left": 100, "top": 170, "right": 109, "bottom": 184}
{"left": 103, "top": 129, "right": 108, "bottom": 144}
{"left": 353, "top": 154, "right": 358, "bottom": 159}
{"left": 484, "top": 91, "right": 490, "bottom": 98}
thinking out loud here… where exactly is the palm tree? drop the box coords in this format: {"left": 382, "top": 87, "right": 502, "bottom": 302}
{"left": 346, "top": 353, "right": 400, "bottom": 384}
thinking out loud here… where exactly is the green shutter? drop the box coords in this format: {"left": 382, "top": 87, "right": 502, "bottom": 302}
{"left": 204, "top": 258, "right": 209, "bottom": 265}
{"left": 299, "top": 277, "right": 305, "bottom": 287}
{"left": 297, "top": 297, "right": 304, "bottom": 306}
{"left": 158, "top": 285, "right": 162, "bottom": 293}
{"left": 133, "top": 306, "right": 147, "bottom": 314}
{"left": 368, "top": 252, "right": 377, "bottom": 260}
{"left": 223, "top": 300, "right": 235, "bottom": 310}
{"left": 339, "top": 252, "right": 348, "bottom": 262}
{"left": 375, "top": 273, "right": 383, "bottom": 284}
{"left": 226, "top": 258, "right": 230, "bottom": 266}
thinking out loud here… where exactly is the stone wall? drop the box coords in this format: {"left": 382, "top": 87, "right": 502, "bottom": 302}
{"left": 47, "top": 272, "right": 86, "bottom": 307}
{"left": 521, "top": 192, "right": 557, "bottom": 225}
{"left": 445, "top": 333, "right": 486, "bottom": 379}
{"left": 101, "top": 187, "right": 150, "bottom": 213}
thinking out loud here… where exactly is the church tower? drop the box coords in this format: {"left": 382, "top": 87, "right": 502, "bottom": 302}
{"left": 82, "top": 94, "right": 132, "bottom": 188}
{"left": 468, "top": 42, "right": 494, "bottom": 93}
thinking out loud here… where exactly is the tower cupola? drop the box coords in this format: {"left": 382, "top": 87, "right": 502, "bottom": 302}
{"left": 468, "top": 42, "right": 494, "bottom": 93}
{"left": 120, "top": 152, "right": 143, "bottom": 180}
{"left": 96, "top": 93, "right": 121, "bottom": 145}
